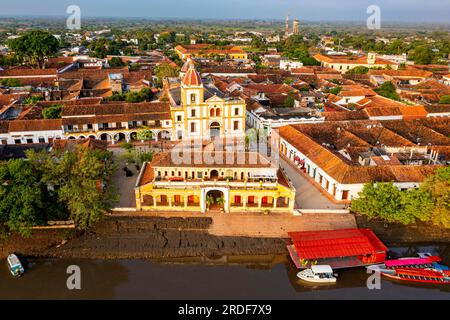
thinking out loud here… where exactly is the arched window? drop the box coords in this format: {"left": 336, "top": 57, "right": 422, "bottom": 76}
{"left": 210, "top": 108, "right": 215, "bottom": 117}
{"left": 215, "top": 108, "right": 221, "bottom": 117}
{"left": 190, "top": 94, "right": 196, "bottom": 103}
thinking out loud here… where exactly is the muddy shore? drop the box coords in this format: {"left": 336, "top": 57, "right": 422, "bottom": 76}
{"left": 0, "top": 216, "right": 287, "bottom": 259}
{"left": 2, "top": 215, "right": 450, "bottom": 260}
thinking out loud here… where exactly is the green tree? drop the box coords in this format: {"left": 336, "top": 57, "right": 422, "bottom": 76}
{"left": 439, "top": 95, "right": 450, "bottom": 104}
{"left": 23, "top": 96, "right": 43, "bottom": 105}
{"left": 109, "top": 57, "right": 125, "bottom": 67}
{"left": 49, "top": 148, "right": 117, "bottom": 231}
{"left": 329, "top": 86, "right": 342, "bottom": 95}
{"left": 409, "top": 44, "right": 433, "bottom": 65}
{"left": 283, "top": 94, "right": 296, "bottom": 108}
{"left": 8, "top": 30, "right": 60, "bottom": 69}
{"left": 346, "top": 66, "right": 369, "bottom": 75}
{"left": 374, "top": 81, "right": 400, "bottom": 101}
{"left": 153, "top": 62, "right": 180, "bottom": 87}
{"left": 0, "top": 159, "right": 55, "bottom": 237}
{"left": 42, "top": 104, "right": 62, "bottom": 119}
{"left": 0, "top": 78, "right": 22, "bottom": 87}
{"left": 420, "top": 167, "right": 450, "bottom": 228}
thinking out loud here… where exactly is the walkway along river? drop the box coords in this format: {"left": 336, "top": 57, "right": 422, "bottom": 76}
{"left": 1, "top": 244, "right": 450, "bottom": 299}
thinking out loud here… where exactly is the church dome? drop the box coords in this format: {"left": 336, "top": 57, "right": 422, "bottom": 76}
{"left": 182, "top": 64, "right": 202, "bottom": 87}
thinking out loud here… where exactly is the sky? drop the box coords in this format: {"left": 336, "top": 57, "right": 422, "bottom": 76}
{"left": 0, "top": 0, "right": 449, "bottom": 23}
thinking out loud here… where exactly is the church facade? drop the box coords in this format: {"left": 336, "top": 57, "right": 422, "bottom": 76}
{"left": 167, "top": 62, "right": 246, "bottom": 141}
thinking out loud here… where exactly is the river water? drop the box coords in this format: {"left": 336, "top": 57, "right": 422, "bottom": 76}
{"left": 1, "top": 244, "right": 450, "bottom": 299}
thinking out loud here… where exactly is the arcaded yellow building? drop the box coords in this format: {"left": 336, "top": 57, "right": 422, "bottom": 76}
{"left": 135, "top": 151, "right": 296, "bottom": 213}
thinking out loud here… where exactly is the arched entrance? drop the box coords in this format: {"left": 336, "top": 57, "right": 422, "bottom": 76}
{"left": 206, "top": 190, "right": 224, "bottom": 212}
{"left": 115, "top": 132, "right": 126, "bottom": 142}
{"left": 209, "top": 122, "right": 220, "bottom": 138}
{"left": 99, "top": 133, "right": 111, "bottom": 141}
{"left": 129, "top": 132, "right": 137, "bottom": 141}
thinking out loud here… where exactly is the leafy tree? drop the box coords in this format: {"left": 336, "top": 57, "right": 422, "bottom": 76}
{"left": 42, "top": 104, "right": 62, "bottom": 119}
{"left": 109, "top": 57, "right": 125, "bottom": 67}
{"left": 346, "top": 66, "right": 369, "bottom": 75}
{"left": 153, "top": 62, "right": 180, "bottom": 87}
{"left": 439, "top": 95, "right": 450, "bottom": 104}
{"left": 420, "top": 166, "right": 450, "bottom": 228}
{"left": 409, "top": 44, "right": 433, "bottom": 65}
{"left": 8, "top": 30, "right": 60, "bottom": 69}
{"left": 0, "top": 159, "right": 57, "bottom": 237}
{"left": 45, "top": 148, "right": 117, "bottom": 231}
{"left": 352, "top": 167, "right": 449, "bottom": 227}
{"left": 23, "top": 95, "right": 43, "bottom": 105}
{"left": 329, "top": 86, "right": 342, "bottom": 95}
{"left": 283, "top": 94, "right": 296, "bottom": 108}
{"left": 374, "top": 81, "right": 400, "bottom": 101}
{"left": 0, "top": 78, "right": 22, "bottom": 87}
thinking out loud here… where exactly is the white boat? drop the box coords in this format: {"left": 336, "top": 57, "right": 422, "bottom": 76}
{"left": 296, "top": 265, "right": 337, "bottom": 283}
{"left": 7, "top": 254, "right": 24, "bottom": 277}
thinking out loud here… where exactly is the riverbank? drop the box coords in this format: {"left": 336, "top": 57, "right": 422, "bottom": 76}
{"left": 356, "top": 215, "right": 450, "bottom": 245}
{"left": 2, "top": 214, "right": 450, "bottom": 260}
{"left": 0, "top": 216, "right": 287, "bottom": 259}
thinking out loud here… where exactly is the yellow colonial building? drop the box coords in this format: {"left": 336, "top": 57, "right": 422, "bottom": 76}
{"left": 174, "top": 44, "right": 248, "bottom": 61}
{"left": 135, "top": 151, "right": 296, "bottom": 213}
{"left": 167, "top": 62, "right": 246, "bottom": 140}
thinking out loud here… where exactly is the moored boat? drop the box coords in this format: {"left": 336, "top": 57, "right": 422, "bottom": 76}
{"left": 367, "top": 253, "right": 450, "bottom": 284}
{"left": 6, "top": 254, "right": 24, "bottom": 277}
{"left": 380, "top": 267, "right": 450, "bottom": 284}
{"left": 367, "top": 252, "right": 447, "bottom": 273}
{"left": 296, "top": 265, "right": 337, "bottom": 284}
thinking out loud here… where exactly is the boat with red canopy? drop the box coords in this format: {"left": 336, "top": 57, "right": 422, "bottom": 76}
{"left": 287, "top": 228, "right": 387, "bottom": 269}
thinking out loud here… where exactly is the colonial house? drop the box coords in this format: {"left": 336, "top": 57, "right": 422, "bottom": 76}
{"left": 135, "top": 151, "right": 295, "bottom": 213}
{"left": 278, "top": 120, "right": 448, "bottom": 201}
{"left": 174, "top": 44, "right": 248, "bottom": 61}
{"left": 314, "top": 52, "right": 398, "bottom": 74}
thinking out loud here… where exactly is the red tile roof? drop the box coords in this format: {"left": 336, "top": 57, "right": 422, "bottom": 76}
{"left": 182, "top": 65, "right": 202, "bottom": 87}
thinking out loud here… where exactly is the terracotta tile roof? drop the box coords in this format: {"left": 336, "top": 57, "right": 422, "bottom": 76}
{"left": 323, "top": 110, "right": 369, "bottom": 121}
{"left": 62, "top": 102, "right": 170, "bottom": 117}
{"left": 137, "top": 161, "right": 155, "bottom": 186}
{"left": 0, "top": 120, "right": 9, "bottom": 133}
{"left": 8, "top": 119, "right": 62, "bottom": 132}
{"left": 279, "top": 124, "right": 439, "bottom": 184}
{"left": 150, "top": 151, "right": 275, "bottom": 169}
{"left": 368, "top": 68, "right": 433, "bottom": 79}
{"left": 365, "top": 106, "right": 402, "bottom": 117}
{"left": 0, "top": 67, "right": 58, "bottom": 77}
{"left": 398, "top": 105, "right": 428, "bottom": 119}
{"left": 52, "top": 138, "right": 107, "bottom": 151}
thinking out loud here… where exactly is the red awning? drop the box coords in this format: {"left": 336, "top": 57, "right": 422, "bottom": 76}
{"left": 288, "top": 228, "right": 387, "bottom": 260}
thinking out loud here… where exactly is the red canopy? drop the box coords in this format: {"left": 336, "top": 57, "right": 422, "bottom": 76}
{"left": 288, "top": 228, "right": 387, "bottom": 260}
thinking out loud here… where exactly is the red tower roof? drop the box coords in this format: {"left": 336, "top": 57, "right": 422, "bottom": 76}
{"left": 182, "top": 64, "right": 202, "bottom": 87}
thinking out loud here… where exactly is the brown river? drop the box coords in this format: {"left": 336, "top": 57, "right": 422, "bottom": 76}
{"left": 1, "top": 244, "right": 450, "bottom": 299}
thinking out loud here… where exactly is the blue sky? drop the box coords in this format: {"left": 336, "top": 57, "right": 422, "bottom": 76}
{"left": 1, "top": 0, "right": 449, "bottom": 23}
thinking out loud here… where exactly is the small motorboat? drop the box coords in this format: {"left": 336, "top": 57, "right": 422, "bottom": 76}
{"left": 297, "top": 265, "right": 337, "bottom": 284}
{"left": 7, "top": 254, "right": 24, "bottom": 277}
